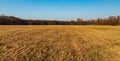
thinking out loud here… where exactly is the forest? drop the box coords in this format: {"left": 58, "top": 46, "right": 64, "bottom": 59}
{"left": 0, "top": 15, "right": 120, "bottom": 25}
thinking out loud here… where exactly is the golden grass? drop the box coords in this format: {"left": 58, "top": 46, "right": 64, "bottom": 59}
{"left": 0, "top": 25, "right": 120, "bottom": 61}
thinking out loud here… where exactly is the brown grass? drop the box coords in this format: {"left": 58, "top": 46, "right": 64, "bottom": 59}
{"left": 0, "top": 25, "right": 120, "bottom": 61}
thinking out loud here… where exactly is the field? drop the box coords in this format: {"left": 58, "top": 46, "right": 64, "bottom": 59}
{"left": 0, "top": 25, "right": 120, "bottom": 61}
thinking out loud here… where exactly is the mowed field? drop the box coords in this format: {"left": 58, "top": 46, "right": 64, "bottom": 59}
{"left": 0, "top": 25, "right": 120, "bottom": 61}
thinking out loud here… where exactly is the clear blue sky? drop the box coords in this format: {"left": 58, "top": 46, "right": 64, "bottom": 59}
{"left": 0, "top": 0, "right": 120, "bottom": 20}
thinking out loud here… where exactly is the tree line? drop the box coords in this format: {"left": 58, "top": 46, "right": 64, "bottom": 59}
{"left": 0, "top": 15, "right": 120, "bottom": 25}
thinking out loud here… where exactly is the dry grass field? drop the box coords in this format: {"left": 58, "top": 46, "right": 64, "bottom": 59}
{"left": 0, "top": 25, "right": 120, "bottom": 61}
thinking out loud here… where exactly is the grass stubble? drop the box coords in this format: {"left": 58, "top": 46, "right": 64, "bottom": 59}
{"left": 0, "top": 25, "right": 120, "bottom": 61}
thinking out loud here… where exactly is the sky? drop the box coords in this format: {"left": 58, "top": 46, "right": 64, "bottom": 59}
{"left": 0, "top": 0, "right": 120, "bottom": 20}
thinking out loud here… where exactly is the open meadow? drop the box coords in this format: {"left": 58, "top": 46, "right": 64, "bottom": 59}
{"left": 0, "top": 25, "right": 120, "bottom": 61}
